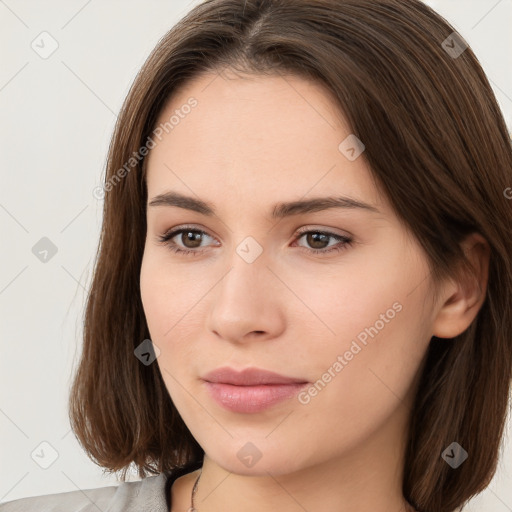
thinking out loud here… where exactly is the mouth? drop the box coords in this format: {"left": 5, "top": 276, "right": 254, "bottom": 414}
{"left": 201, "top": 366, "right": 309, "bottom": 413}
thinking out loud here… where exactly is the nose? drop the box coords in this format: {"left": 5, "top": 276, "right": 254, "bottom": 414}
{"left": 205, "top": 254, "right": 286, "bottom": 345}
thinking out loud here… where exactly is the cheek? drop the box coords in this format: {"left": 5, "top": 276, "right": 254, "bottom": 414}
{"left": 293, "top": 244, "right": 431, "bottom": 409}
{"left": 286, "top": 247, "right": 420, "bottom": 354}
{"left": 140, "top": 260, "right": 196, "bottom": 412}
{"left": 140, "top": 249, "right": 208, "bottom": 383}
{"left": 290, "top": 296, "right": 428, "bottom": 463}
{"left": 140, "top": 248, "right": 198, "bottom": 339}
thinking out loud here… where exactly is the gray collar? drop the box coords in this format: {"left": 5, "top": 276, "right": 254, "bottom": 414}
{"left": 0, "top": 472, "right": 171, "bottom": 512}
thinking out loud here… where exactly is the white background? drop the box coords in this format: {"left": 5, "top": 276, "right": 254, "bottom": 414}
{"left": 1, "top": 0, "right": 511, "bottom": 510}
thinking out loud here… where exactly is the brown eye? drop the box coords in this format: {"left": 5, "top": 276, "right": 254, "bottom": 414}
{"left": 304, "top": 232, "right": 330, "bottom": 249}
{"left": 178, "top": 230, "right": 204, "bottom": 249}
{"left": 294, "top": 230, "right": 353, "bottom": 255}
{"left": 157, "top": 226, "right": 353, "bottom": 257}
{"left": 157, "top": 227, "right": 215, "bottom": 256}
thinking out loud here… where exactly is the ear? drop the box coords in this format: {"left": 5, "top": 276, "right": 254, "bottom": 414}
{"left": 432, "top": 233, "right": 490, "bottom": 339}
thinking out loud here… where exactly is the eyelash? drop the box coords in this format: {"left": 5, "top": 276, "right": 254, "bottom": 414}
{"left": 157, "top": 225, "right": 353, "bottom": 257}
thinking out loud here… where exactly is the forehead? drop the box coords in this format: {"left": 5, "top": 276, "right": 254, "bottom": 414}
{"left": 145, "top": 71, "right": 384, "bottom": 213}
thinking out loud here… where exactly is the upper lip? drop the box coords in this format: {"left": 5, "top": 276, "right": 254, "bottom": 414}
{"left": 202, "top": 367, "right": 308, "bottom": 386}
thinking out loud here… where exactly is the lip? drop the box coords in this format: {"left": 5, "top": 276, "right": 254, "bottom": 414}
{"left": 201, "top": 367, "right": 309, "bottom": 413}
{"left": 202, "top": 366, "right": 308, "bottom": 385}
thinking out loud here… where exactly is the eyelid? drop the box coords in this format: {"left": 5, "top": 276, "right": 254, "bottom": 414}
{"left": 294, "top": 224, "right": 352, "bottom": 238}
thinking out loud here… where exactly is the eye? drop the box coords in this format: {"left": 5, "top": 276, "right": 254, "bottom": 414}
{"left": 157, "top": 226, "right": 353, "bottom": 256}
{"left": 292, "top": 227, "right": 353, "bottom": 255}
{"left": 157, "top": 226, "right": 217, "bottom": 257}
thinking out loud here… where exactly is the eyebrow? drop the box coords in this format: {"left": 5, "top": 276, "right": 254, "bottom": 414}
{"left": 148, "top": 191, "right": 380, "bottom": 219}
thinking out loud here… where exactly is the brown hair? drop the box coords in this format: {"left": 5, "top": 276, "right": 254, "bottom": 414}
{"left": 68, "top": 1, "right": 512, "bottom": 511}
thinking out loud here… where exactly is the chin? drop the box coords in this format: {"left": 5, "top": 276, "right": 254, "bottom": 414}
{"left": 204, "top": 438, "right": 308, "bottom": 477}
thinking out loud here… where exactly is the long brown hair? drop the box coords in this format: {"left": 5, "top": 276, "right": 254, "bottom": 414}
{"left": 68, "top": 1, "right": 512, "bottom": 511}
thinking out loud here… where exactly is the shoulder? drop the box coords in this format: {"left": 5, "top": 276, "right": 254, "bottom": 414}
{"left": 0, "top": 472, "right": 169, "bottom": 512}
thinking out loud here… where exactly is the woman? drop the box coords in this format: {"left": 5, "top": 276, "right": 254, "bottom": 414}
{"left": 2, "top": 0, "right": 511, "bottom": 511}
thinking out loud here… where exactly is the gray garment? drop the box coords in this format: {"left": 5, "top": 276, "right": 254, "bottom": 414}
{"left": 0, "top": 472, "right": 170, "bottom": 512}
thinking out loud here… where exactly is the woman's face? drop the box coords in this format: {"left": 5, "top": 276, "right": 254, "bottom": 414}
{"left": 140, "top": 70, "right": 437, "bottom": 476}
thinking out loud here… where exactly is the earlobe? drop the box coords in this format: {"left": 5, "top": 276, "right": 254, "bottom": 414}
{"left": 432, "top": 233, "right": 490, "bottom": 339}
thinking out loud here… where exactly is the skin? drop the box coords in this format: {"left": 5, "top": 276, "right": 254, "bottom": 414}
{"left": 139, "top": 69, "right": 490, "bottom": 512}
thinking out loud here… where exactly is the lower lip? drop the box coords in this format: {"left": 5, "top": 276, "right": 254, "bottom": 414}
{"left": 204, "top": 381, "right": 308, "bottom": 413}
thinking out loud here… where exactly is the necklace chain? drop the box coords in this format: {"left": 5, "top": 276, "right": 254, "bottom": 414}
{"left": 189, "top": 468, "right": 202, "bottom": 512}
